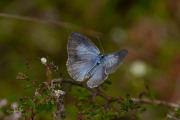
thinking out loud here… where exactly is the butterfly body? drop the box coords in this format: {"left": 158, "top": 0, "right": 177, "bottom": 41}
{"left": 86, "top": 54, "right": 106, "bottom": 77}
{"left": 66, "top": 32, "right": 128, "bottom": 88}
{"left": 97, "top": 54, "right": 107, "bottom": 65}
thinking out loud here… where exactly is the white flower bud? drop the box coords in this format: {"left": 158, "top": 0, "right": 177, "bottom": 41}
{"left": 41, "top": 57, "right": 47, "bottom": 65}
{"left": 11, "top": 102, "right": 19, "bottom": 109}
{"left": 54, "top": 90, "right": 66, "bottom": 98}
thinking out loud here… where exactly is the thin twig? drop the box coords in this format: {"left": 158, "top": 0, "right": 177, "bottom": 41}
{"left": 132, "top": 98, "right": 179, "bottom": 109}
{"left": 0, "top": 12, "right": 102, "bottom": 37}
{"left": 50, "top": 78, "right": 66, "bottom": 120}
{"left": 62, "top": 79, "right": 113, "bottom": 100}
{"left": 58, "top": 78, "right": 180, "bottom": 109}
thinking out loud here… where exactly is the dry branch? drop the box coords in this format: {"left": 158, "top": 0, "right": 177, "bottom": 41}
{"left": 57, "top": 78, "right": 180, "bottom": 109}
{"left": 0, "top": 12, "right": 102, "bottom": 37}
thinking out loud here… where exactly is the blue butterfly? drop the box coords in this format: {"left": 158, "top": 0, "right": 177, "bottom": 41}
{"left": 66, "top": 32, "right": 128, "bottom": 88}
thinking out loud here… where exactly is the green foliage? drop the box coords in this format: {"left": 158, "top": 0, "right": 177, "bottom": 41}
{"left": 118, "top": 94, "right": 141, "bottom": 116}
{"left": 15, "top": 59, "right": 59, "bottom": 119}
{"left": 167, "top": 108, "right": 180, "bottom": 119}
{"left": 177, "top": 108, "right": 180, "bottom": 118}
{"left": 2, "top": 58, "right": 175, "bottom": 120}
{"left": 19, "top": 86, "right": 56, "bottom": 119}
{"left": 76, "top": 88, "right": 118, "bottom": 120}
{"left": 76, "top": 88, "right": 143, "bottom": 120}
{"left": 1, "top": 58, "right": 179, "bottom": 119}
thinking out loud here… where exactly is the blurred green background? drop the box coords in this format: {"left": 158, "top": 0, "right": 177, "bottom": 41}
{"left": 0, "top": 0, "right": 180, "bottom": 119}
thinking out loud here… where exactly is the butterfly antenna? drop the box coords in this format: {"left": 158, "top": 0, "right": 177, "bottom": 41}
{"left": 97, "top": 36, "right": 104, "bottom": 54}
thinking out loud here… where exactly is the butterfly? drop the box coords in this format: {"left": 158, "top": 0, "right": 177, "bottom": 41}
{"left": 66, "top": 32, "right": 128, "bottom": 88}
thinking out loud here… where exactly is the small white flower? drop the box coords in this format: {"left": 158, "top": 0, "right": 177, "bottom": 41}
{"left": 41, "top": 57, "right": 47, "bottom": 65}
{"left": 130, "top": 60, "right": 147, "bottom": 77}
{"left": 11, "top": 102, "right": 19, "bottom": 109}
{"left": 59, "top": 90, "right": 66, "bottom": 96}
{"left": 0, "top": 99, "right": 8, "bottom": 108}
{"left": 54, "top": 90, "right": 66, "bottom": 98}
{"left": 35, "top": 91, "right": 39, "bottom": 96}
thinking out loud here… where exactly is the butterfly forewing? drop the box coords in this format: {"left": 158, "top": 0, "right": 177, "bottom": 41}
{"left": 104, "top": 49, "right": 128, "bottom": 74}
{"left": 66, "top": 32, "right": 100, "bottom": 81}
{"left": 67, "top": 32, "right": 100, "bottom": 62}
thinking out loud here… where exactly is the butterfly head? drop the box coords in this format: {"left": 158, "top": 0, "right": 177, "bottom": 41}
{"left": 96, "top": 54, "right": 107, "bottom": 66}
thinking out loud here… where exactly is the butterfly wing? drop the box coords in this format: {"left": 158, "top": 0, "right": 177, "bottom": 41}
{"left": 104, "top": 49, "right": 128, "bottom": 74}
{"left": 86, "top": 65, "right": 108, "bottom": 88}
{"left": 67, "top": 32, "right": 100, "bottom": 62}
{"left": 66, "top": 32, "right": 100, "bottom": 81}
{"left": 67, "top": 61, "right": 95, "bottom": 81}
{"left": 87, "top": 49, "right": 128, "bottom": 88}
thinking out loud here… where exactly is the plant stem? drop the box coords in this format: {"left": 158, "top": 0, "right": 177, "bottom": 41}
{"left": 0, "top": 12, "right": 101, "bottom": 37}
{"left": 58, "top": 78, "right": 180, "bottom": 109}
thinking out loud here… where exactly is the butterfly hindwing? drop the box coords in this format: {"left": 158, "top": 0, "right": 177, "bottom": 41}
{"left": 104, "top": 49, "right": 128, "bottom": 74}
{"left": 86, "top": 65, "right": 108, "bottom": 88}
{"left": 86, "top": 49, "right": 128, "bottom": 88}
{"left": 66, "top": 60, "right": 95, "bottom": 81}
